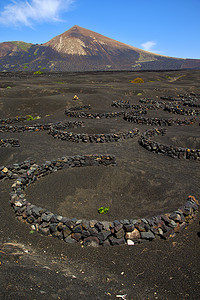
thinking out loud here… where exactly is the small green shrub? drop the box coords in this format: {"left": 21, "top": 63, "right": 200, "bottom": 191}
{"left": 98, "top": 206, "right": 109, "bottom": 214}
{"left": 26, "top": 115, "right": 40, "bottom": 121}
{"left": 33, "top": 71, "right": 43, "bottom": 75}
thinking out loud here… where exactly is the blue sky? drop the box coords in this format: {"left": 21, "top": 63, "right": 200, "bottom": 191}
{"left": 0, "top": 0, "right": 199, "bottom": 59}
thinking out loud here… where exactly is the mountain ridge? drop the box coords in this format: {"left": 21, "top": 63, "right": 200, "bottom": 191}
{"left": 0, "top": 25, "right": 200, "bottom": 72}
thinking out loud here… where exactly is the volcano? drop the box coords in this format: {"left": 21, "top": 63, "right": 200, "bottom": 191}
{"left": 0, "top": 25, "right": 200, "bottom": 72}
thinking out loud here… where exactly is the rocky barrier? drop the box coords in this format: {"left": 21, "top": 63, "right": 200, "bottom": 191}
{"left": 111, "top": 100, "right": 130, "bottom": 109}
{"left": 0, "top": 156, "right": 198, "bottom": 246}
{"left": 0, "top": 121, "right": 85, "bottom": 133}
{"left": 139, "top": 99, "right": 164, "bottom": 109}
{"left": 111, "top": 100, "right": 163, "bottom": 111}
{"left": 164, "top": 104, "right": 200, "bottom": 116}
{"left": 68, "top": 105, "right": 91, "bottom": 111}
{"left": 124, "top": 113, "right": 196, "bottom": 126}
{"left": 0, "top": 116, "right": 27, "bottom": 125}
{"left": 0, "top": 138, "right": 20, "bottom": 147}
{"left": 131, "top": 105, "right": 147, "bottom": 114}
{"left": 161, "top": 94, "right": 200, "bottom": 106}
{"left": 160, "top": 96, "right": 183, "bottom": 102}
{"left": 65, "top": 111, "right": 125, "bottom": 119}
{"left": 48, "top": 128, "right": 140, "bottom": 143}
{"left": 183, "top": 101, "right": 200, "bottom": 108}
{"left": 139, "top": 128, "right": 200, "bottom": 160}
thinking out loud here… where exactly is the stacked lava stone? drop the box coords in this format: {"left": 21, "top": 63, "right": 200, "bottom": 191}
{"left": 0, "top": 138, "right": 20, "bottom": 147}
{"left": 111, "top": 100, "right": 130, "bottom": 109}
{"left": 131, "top": 105, "right": 147, "bottom": 114}
{"left": 124, "top": 114, "right": 196, "bottom": 126}
{"left": 0, "top": 121, "right": 85, "bottom": 133}
{"left": 139, "top": 98, "right": 164, "bottom": 109}
{"left": 65, "top": 111, "right": 125, "bottom": 119}
{"left": 0, "top": 155, "right": 198, "bottom": 246}
{"left": 68, "top": 105, "right": 91, "bottom": 111}
{"left": 0, "top": 116, "right": 27, "bottom": 124}
{"left": 48, "top": 128, "right": 140, "bottom": 143}
{"left": 164, "top": 104, "right": 200, "bottom": 116}
{"left": 139, "top": 128, "right": 200, "bottom": 160}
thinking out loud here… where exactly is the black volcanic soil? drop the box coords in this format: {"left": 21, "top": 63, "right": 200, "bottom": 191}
{"left": 0, "top": 70, "right": 200, "bottom": 300}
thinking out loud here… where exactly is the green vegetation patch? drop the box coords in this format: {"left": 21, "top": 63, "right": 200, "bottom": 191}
{"left": 98, "top": 206, "right": 109, "bottom": 214}
{"left": 33, "top": 71, "right": 43, "bottom": 75}
{"left": 26, "top": 115, "right": 41, "bottom": 121}
{"left": 33, "top": 48, "right": 39, "bottom": 56}
{"left": 11, "top": 41, "right": 32, "bottom": 52}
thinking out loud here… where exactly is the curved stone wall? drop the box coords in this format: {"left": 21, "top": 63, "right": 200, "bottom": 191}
{"left": 164, "top": 104, "right": 200, "bottom": 116}
{"left": 68, "top": 105, "right": 91, "bottom": 111}
{"left": 112, "top": 100, "right": 130, "bottom": 109}
{"left": 139, "top": 98, "right": 164, "bottom": 109}
{"left": 161, "top": 94, "right": 200, "bottom": 107}
{"left": 0, "top": 116, "right": 27, "bottom": 125}
{"left": 48, "top": 128, "right": 139, "bottom": 143}
{"left": 1, "top": 156, "right": 198, "bottom": 246}
{"left": 139, "top": 128, "right": 200, "bottom": 160}
{"left": 124, "top": 114, "right": 196, "bottom": 126}
{"left": 65, "top": 110, "right": 125, "bottom": 119}
{"left": 0, "top": 121, "right": 85, "bottom": 133}
{"left": 112, "top": 100, "right": 162, "bottom": 110}
{"left": 0, "top": 138, "right": 20, "bottom": 147}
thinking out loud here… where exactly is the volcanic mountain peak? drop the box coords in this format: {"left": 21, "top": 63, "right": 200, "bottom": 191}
{"left": 44, "top": 25, "right": 148, "bottom": 57}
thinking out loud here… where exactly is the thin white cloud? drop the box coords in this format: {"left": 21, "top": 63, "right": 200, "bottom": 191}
{"left": 0, "top": 0, "right": 75, "bottom": 27}
{"left": 141, "top": 41, "right": 156, "bottom": 52}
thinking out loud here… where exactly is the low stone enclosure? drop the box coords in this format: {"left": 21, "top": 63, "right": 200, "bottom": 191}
{"left": 0, "top": 138, "right": 20, "bottom": 148}
{"left": 112, "top": 100, "right": 163, "bottom": 110}
{"left": 161, "top": 94, "right": 200, "bottom": 107}
{"left": 112, "top": 94, "right": 200, "bottom": 111}
{"left": 111, "top": 100, "right": 131, "bottom": 109}
{"left": 124, "top": 113, "right": 196, "bottom": 126}
{"left": 68, "top": 104, "right": 91, "bottom": 111}
{"left": 1, "top": 92, "right": 200, "bottom": 246}
{"left": 65, "top": 110, "right": 125, "bottom": 119}
{"left": 0, "top": 116, "right": 27, "bottom": 125}
{"left": 0, "top": 120, "right": 85, "bottom": 133}
{"left": 48, "top": 128, "right": 139, "bottom": 143}
{"left": 0, "top": 155, "right": 199, "bottom": 247}
{"left": 164, "top": 104, "right": 200, "bottom": 116}
{"left": 139, "top": 128, "right": 200, "bottom": 161}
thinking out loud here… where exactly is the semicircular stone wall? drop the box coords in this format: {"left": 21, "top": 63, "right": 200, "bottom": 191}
{"left": 1, "top": 155, "right": 198, "bottom": 247}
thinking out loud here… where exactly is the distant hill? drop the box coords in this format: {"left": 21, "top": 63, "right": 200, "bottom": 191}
{"left": 0, "top": 25, "right": 200, "bottom": 72}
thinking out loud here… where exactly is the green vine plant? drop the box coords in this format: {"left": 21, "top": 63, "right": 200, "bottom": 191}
{"left": 98, "top": 206, "right": 109, "bottom": 214}
{"left": 26, "top": 115, "right": 41, "bottom": 121}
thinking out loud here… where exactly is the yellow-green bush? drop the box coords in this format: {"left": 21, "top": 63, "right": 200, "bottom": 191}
{"left": 130, "top": 77, "right": 144, "bottom": 83}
